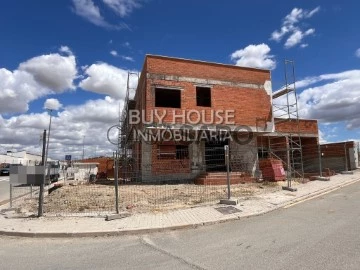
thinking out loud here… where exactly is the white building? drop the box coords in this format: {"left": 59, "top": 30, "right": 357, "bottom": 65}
{"left": 67, "top": 162, "right": 99, "bottom": 181}
{"left": 0, "top": 151, "right": 55, "bottom": 166}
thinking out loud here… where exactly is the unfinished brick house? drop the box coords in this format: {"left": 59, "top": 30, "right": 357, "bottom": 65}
{"left": 121, "top": 55, "right": 320, "bottom": 183}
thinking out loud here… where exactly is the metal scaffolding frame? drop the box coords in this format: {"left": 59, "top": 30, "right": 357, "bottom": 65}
{"left": 118, "top": 71, "right": 140, "bottom": 181}
{"left": 119, "top": 72, "right": 139, "bottom": 148}
{"left": 269, "top": 60, "right": 304, "bottom": 190}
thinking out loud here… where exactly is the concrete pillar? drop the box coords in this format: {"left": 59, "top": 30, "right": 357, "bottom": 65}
{"left": 189, "top": 141, "right": 205, "bottom": 174}
{"left": 141, "top": 141, "right": 153, "bottom": 182}
{"left": 229, "top": 134, "right": 259, "bottom": 177}
{"left": 349, "top": 147, "right": 359, "bottom": 170}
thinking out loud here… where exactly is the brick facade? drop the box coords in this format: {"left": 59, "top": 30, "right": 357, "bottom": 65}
{"left": 128, "top": 55, "right": 322, "bottom": 182}
{"left": 151, "top": 142, "right": 191, "bottom": 175}
{"left": 274, "top": 118, "right": 318, "bottom": 135}
{"left": 133, "top": 55, "right": 273, "bottom": 129}
{"left": 146, "top": 56, "right": 270, "bottom": 84}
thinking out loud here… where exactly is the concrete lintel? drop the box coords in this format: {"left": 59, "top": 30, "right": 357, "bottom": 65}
{"left": 147, "top": 73, "right": 264, "bottom": 90}
{"left": 151, "top": 84, "right": 184, "bottom": 90}
{"left": 143, "top": 124, "right": 273, "bottom": 133}
{"left": 193, "top": 83, "right": 213, "bottom": 88}
{"left": 266, "top": 132, "right": 318, "bottom": 138}
{"left": 219, "top": 198, "right": 239, "bottom": 205}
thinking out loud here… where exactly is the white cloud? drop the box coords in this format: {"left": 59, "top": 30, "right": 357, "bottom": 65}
{"left": 102, "top": 0, "right": 142, "bottom": 17}
{"left": 71, "top": 0, "right": 129, "bottom": 30}
{"left": 271, "top": 7, "right": 320, "bottom": 48}
{"left": 307, "top": 6, "right": 321, "bottom": 18}
{"left": 62, "top": 96, "right": 121, "bottom": 125}
{"left": 294, "top": 70, "right": 360, "bottom": 129}
{"left": 305, "top": 29, "right": 315, "bottom": 35}
{"left": 110, "top": 50, "right": 118, "bottom": 56}
{"left": 123, "top": 41, "right": 131, "bottom": 48}
{"left": 295, "top": 70, "right": 360, "bottom": 89}
{"left": 0, "top": 68, "right": 43, "bottom": 113}
{"left": 79, "top": 62, "right": 138, "bottom": 99}
{"left": 347, "top": 119, "right": 360, "bottom": 130}
{"left": 59, "top": 46, "right": 73, "bottom": 55}
{"left": 121, "top": 55, "right": 134, "bottom": 62}
{"left": 72, "top": 0, "right": 109, "bottom": 27}
{"left": 284, "top": 28, "right": 315, "bottom": 49}
{"left": 284, "top": 30, "right": 302, "bottom": 49}
{"left": 0, "top": 53, "right": 142, "bottom": 159}
{"left": 0, "top": 53, "right": 76, "bottom": 114}
{"left": 19, "top": 53, "right": 77, "bottom": 92}
{"left": 0, "top": 97, "right": 123, "bottom": 159}
{"left": 44, "top": 99, "right": 63, "bottom": 111}
{"left": 110, "top": 50, "right": 134, "bottom": 61}
{"left": 318, "top": 129, "right": 327, "bottom": 144}
{"left": 355, "top": 48, "right": 360, "bottom": 58}
{"left": 230, "top": 43, "right": 276, "bottom": 70}
{"left": 300, "top": 44, "right": 309, "bottom": 48}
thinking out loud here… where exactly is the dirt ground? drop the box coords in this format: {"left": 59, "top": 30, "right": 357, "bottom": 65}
{"left": 21, "top": 181, "right": 282, "bottom": 215}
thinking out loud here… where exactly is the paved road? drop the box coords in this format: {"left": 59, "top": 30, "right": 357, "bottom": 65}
{"left": 0, "top": 177, "right": 10, "bottom": 203}
{"left": 1, "top": 181, "right": 360, "bottom": 270}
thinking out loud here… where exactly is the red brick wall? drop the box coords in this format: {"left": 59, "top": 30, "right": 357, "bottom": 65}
{"left": 146, "top": 55, "right": 270, "bottom": 84}
{"left": 151, "top": 142, "right": 191, "bottom": 175}
{"left": 301, "top": 137, "right": 320, "bottom": 160}
{"left": 81, "top": 157, "right": 114, "bottom": 177}
{"left": 142, "top": 56, "right": 272, "bottom": 128}
{"left": 275, "top": 118, "right": 318, "bottom": 135}
{"left": 320, "top": 142, "right": 355, "bottom": 157}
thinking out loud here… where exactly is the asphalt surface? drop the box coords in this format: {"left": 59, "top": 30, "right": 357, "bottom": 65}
{"left": 0, "top": 176, "right": 10, "bottom": 203}
{"left": 1, "top": 181, "right": 360, "bottom": 270}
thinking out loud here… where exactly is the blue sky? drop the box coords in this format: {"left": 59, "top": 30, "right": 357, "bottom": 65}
{"left": 0, "top": 0, "right": 359, "bottom": 159}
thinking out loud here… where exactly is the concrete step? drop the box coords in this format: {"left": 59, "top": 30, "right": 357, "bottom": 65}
{"left": 194, "top": 176, "right": 254, "bottom": 185}
{"left": 194, "top": 172, "right": 254, "bottom": 185}
{"left": 201, "top": 173, "right": 246, "bottom": 179}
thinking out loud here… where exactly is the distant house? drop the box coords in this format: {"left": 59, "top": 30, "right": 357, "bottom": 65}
{"left": 0, "top": 151, "right": 55, "bottom": 166}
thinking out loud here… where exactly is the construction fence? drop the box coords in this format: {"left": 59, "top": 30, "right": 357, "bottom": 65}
{"left": 5, "top": 141, "right": 359, "bottom": 217}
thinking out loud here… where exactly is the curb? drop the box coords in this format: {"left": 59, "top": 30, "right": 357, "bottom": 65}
{"left": 1, "top": 178, "right": 359, "bottom": 238}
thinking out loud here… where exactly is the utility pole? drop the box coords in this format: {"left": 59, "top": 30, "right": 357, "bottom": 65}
{"left": 38, "top": 130, "right": 46, "bottom": 217}
{"left": 45, "top": 109, "right": 53, "bottom": 164}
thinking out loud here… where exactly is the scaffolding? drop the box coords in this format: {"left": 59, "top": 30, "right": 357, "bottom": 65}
{"left": 118, "top": 72, "right": 139, "bottom": 180}
{"left": 269, "top": 60, "right": 304, "bottom": 190}
{"left": 119, "top": 72, "right": 139, "bottom": 151}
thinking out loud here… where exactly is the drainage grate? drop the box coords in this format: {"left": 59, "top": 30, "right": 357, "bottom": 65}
{"left": 215, "top": 206, "right": 242, "bottom": 215}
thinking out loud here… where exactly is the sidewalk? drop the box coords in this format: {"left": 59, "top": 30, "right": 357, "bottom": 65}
{"left": 1, "top": 170, "right": 359, "bottom": 238}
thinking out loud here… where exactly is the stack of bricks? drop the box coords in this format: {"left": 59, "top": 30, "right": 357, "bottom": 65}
{"left": 259, "top": 158, "right": 286, "bottom": 181}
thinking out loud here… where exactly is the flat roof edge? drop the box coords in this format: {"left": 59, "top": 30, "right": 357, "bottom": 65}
{"left": 274, "top": 117, "right": 318, "bottom": 122}
{"left": 145, "top": 54, "right": 271, "bottom": 73}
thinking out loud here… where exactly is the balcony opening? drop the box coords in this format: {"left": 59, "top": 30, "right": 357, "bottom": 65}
{"left": 196, "top": 87, "right": 211, "bottom": 107}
